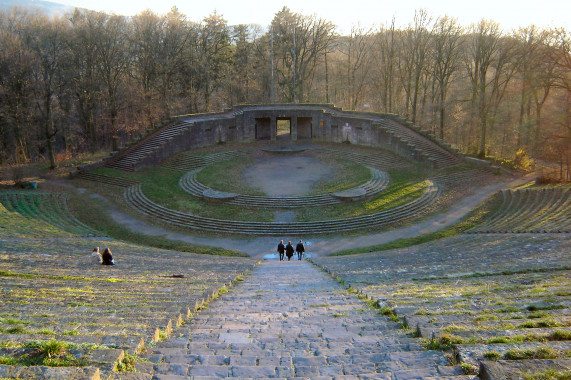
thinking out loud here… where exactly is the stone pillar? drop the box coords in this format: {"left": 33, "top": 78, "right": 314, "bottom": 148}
{"left": 270, "top": 116, "right": 277, "bottom": 141}
{"left": 291, "top": 117, "right": 298, "bottom": 141}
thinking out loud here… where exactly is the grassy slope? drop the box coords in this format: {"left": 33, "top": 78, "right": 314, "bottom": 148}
{"left": 64, "top": 188, "right": 247, "bottom": 257}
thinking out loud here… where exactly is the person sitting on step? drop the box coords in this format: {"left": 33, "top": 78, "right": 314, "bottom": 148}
{"left": 101, "top": 248, "right": 115, "bottom": 265}
{"left": 91, "top": 247, "right": 102, "bottom": 264}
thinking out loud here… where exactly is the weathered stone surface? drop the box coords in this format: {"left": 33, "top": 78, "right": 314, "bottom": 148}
{"left": 479, "top": 358, "right": 571, "bottom": 380}
{"left": 149, "top": 260, "right": 456, "bottom": 379}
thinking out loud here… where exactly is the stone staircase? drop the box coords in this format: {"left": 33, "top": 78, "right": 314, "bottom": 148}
{"left": 137, "top": 260, "right": 474, "bottom": 380}
{"left": 123, "top": 179, "right": 442, "bottom": 235}
{"left": 105, "top": 120, "right": 195, "bottom": 171}
{"left": 314, "top": 147, "right": 413, "bottom": 170}
{"left": 75, "top": 172, "right": 140, "bottom": 188}
{"left": 161, "top": 150, "right": 252, "bottom": 172}
{"left": 468, "top": 186, "right": 571, "bottom": 233}
{"left": 312, "top": 234, "right": 571, "bottom": 379}
{"left": 376, "top": 119, "right": 462, "bottom": 169}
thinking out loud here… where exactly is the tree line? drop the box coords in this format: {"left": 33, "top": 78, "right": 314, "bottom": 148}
{"left": 0, "top": 6, "right": 569, "bottom": 178}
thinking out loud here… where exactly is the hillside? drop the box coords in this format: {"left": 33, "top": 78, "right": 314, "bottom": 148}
{"left": 0, "top": 0, "right": 74, "bottom": 16}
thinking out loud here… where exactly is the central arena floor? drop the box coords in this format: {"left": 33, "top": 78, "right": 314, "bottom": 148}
{"left": 241, "top": 155, "right": 334, "bottom": 196}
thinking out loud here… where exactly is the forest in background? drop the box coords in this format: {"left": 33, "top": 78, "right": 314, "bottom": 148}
{"left": 0, "top": 6, "right": 569, "bottom": 179}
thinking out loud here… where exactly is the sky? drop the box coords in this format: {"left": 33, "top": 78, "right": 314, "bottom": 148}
{"left": 51, "top": 0, "right": 571, "bottom": 33}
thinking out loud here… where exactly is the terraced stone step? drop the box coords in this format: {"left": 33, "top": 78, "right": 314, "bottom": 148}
{"left": 162, "top": 150, "right": 252, "bottom": 172}
{"left": 479, "top": 358, "right": 571, "bottom": 380}
{"left": 0, "top": 332, "right": 143, "bottom": 352}
{"left": 406, "top": 315, "right": 571, "bottom": 332}
{"left": 0, "top": 365, "right": 101, "bottom": 380}
{"left": 468, "top": 186, "right": 571, "bottom": 234}
{"left": 124, "top": 180, "right": 441, "bottom": 234}
{"left": 376, "top": 119, "right": 462, "bottom": 168}
{"left": 423, "top": 326, "right": 568, "bottom": 340}
{"left": 456, "top": 341, "right": 571, "bottom": 366}
{"left": 75, "top": 172, "right": 139, "bottom": 188}
{"left": 0, "top": 237, "right": 259, "bottom": 377}
{"left": 393, "top": 297, "right": 571, "bottom": 316}
{"left": 145, "top": 260, "right": 466, "bottom": 379}
{"left": 315, "top": 147, "right": 412, "bottom": 170}
{"left": 0, "top": 191, "right": 102, "bottom": 237}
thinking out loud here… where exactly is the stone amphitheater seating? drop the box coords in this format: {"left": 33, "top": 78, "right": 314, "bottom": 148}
{"left": 104, "top": 120, "right": 196, "bottom": 171}
{"left": 179, "top": 167, "right": 390, "bottom": 208}
{"left": 375, "top": 119, "right": 462, "bottom": 169}
{"left": 123, "top": 179, "right": 441, "bottom": 235}
{"left": 468, "top": 187, "right": 570, "bottom": 233}
{"left": 0, "top": 237, "right": 258, "bottom": 379}
{"left": 0, "top": 191, "right": 101, "bottom": 237}
{"left": 73, "top": 145, "right": 451, "bottom": 235}
{"left": 161, "top": 149, "right": 252, "bottom": 172}
{"left": 313, "top": 146, "right": 413, "bottom": 170}
{"left": 105, "top": 109, "right": 244, "bottom": 172}
{"left": 311, "top": 234, "right": 571, "bottom": 380}
{"left": 102, "top": 105, "right": 463, "bottom": 173}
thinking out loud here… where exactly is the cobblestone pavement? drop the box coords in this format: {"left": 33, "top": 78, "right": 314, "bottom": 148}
{"left": 147, "top": 260, "right": 469, "bottom": 379}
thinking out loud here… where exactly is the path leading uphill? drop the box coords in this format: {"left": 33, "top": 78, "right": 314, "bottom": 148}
{"left": 142, "top": 260, "right": 471, "bottom": 379}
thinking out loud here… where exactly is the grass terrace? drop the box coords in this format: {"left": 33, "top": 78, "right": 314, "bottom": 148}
{"left": 0, "top": 236, "right": 258, "bottom": 377}
{"left": 311, "top": 234, "right": 571, "bottom": 377}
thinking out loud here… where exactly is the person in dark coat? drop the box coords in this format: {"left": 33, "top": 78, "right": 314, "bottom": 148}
{"left": 277, "top": 240, "right": 285, "bottom": 261}
{"left": 101, "top": 248, "right": 115, "bottom": 265}
{"left": 285, "top": 241, "right": 294, "bottom": 261}
{"left": 295, "top": 240, "right": 305, "bottom": 260}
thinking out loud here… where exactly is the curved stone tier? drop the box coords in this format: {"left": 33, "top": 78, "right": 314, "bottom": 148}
{"left": 179, "top": 167, "right": 390, "bottom": 208}
{"left": 0, "top": 191, "right": 102, "bottom": 237}
{"left": 202, "top": 188, "right": 239, "bottom": 202}
{"left": 468, "top": 186, "right": 571, "bottom": 233}
{"left": 123, "top": 180, "right": 442, "bottom": 235}
{"left": 261, "top": 146, "right": 307, "bottom": 154}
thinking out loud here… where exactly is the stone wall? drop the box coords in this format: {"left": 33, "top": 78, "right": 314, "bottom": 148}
{"left": 104, "top": 104, "right": 464, "bottom": 171}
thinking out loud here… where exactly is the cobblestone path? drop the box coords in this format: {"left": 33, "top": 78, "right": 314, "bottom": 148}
{"left": 146, "top": 260, "right": 470, "bottom": 379}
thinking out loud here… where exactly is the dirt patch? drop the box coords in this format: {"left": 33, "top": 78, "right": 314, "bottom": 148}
{"left": 242, "top": 155, "right": 334, "bottom": 196}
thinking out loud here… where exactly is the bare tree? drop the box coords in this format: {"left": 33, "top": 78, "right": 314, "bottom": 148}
{"left": 0, "top": 10, "right": 35, "bottom": 163}
{"left": 26, "top": 14, "right": 68, "bottom": 168}
{"left": 271, "top": 7, "right": 335, "bottom": 102}
{"left": 339, "top": 25, "right": 375, "bottom": 109}
{"left": 197, "top": 12, "right": 232, "bottom": 111}
{"left": 431, "top": 16, "right": 463, "bottom": 139}
{"left": 407, "top": 9, "right": 432, "bottom": 123}
{"left": 372, "top": 19, "right": 398, "bottom": 113}
{"left": 465, "top": 19, "right": 502, "bottom": 156}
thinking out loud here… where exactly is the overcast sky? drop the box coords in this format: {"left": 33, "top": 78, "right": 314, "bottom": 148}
{"left": 51, "top": 0, "right": 571, "bottom": 33}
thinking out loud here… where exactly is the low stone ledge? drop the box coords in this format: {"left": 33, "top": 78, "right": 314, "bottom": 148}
{"left": 261, "top": 146, "right": 306, "bottom": 154}
{"left": 465, "top": 156, "right": 492, "bottom": 167}
{"left": 0, "top": 365, "right": 101, "bottom": 380}
{"left": 202, "top": 188, "right": 239, "bottom": 202}
{"left": 332, "top": 187, "right": 368, "bottom": 201}
{"left": 479, "top": 358, "right": 571, "bottom": 380}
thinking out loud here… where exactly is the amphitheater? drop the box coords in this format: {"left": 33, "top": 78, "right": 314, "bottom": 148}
{"left": 0, "top": 104, "right": 569, "bottom": 380}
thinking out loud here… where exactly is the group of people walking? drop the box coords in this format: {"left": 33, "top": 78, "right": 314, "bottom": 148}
{"left": 277, "top": 240, "right": 305, "bottom": 261}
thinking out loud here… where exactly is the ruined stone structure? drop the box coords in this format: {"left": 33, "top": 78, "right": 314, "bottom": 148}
{"left": 103, "top": 104, "right": 463, "bottom": 172}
